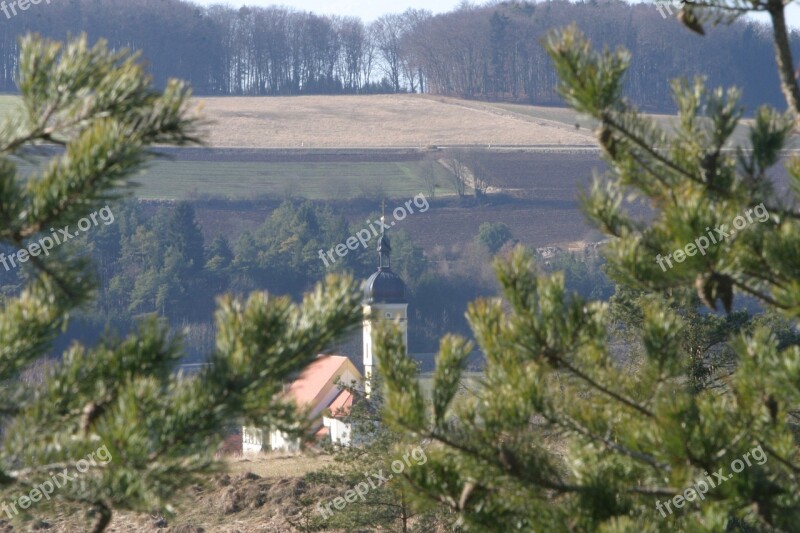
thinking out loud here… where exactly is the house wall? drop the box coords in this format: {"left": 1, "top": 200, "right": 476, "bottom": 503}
{"left": 242, "top": 426, "right": 266, "bottom": 453}
{"left": 270, "top": 429, "right": 300, "bottom": 452}
{"left": 324, "top": 417, "right": 352, "bottom": 446}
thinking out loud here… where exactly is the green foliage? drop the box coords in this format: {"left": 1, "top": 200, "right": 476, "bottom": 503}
{"left": 166, "top": 202, "right": 205, "bottom": 274}
{"left": 206, "top": 235, "right": 233, "bottom": 273}
{"left": 0, "top": 35, "right": 362, "bottom": 532}
{"left": 36, "top": 193, "right": 445, "bottom": 354}
{"left": 107, "top": 203, "right": 208, "bottom": 319}
{"left": 477, "top": 222, "right": 513, "bottom": 255}
{"left": 541, "top": 248, "right": 614, "bottom": 301}
{"left": 377, "top": 13, "right": 800, "bottom": 532}
{"left": 609, "top": 286, "right": 751, "bottom": 391}
{"left": 375, "top": 228, "right": 428, "bottom": 291}
{"left": 253, "top": 200, "right": 351, "bottom": 282}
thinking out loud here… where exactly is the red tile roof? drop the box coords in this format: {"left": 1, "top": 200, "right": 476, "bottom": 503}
{"left": 326, "top": 389, "right": 355, "bottom": 418}
{"left": 286, "top": 355, "right": 357, "bottom": 405}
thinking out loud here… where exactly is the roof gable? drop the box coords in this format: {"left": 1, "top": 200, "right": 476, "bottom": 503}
{"left": 326, "top": 389, "right": 355, "bottom": 418}
{"left": 286, "top": 355, "right": 361, "bottom": 405}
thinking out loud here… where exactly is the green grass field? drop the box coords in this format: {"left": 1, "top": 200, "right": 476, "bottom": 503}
{"left": 133, "top": 159, "right": 454, "bottom": 200}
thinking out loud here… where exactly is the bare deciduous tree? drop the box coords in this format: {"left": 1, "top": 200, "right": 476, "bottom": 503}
{"left": 442, "top": 149, "right": 468, "bottom": 198}
{"left": 371, "top": 14, "right": 404, "bottom": 92}
{"left": 464, "top": 150, "right": 493, "bottom": 200}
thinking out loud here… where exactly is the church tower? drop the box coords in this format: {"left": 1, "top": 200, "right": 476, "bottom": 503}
{"left": 362, "top": 215, "right": 408, "bottom": 397}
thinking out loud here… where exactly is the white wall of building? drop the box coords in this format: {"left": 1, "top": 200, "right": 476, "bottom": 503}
{"left": 324, "top": 417, "right": 352, "bottom": 446}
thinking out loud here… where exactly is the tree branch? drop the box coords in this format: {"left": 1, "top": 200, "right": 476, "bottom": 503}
{"left": 767, "top": 0, "right": 800, "bottom": 122}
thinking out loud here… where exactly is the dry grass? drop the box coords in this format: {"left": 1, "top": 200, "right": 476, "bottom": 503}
{"left": 194, "top": 94, "right": 596, "bottom": 148}
{"left": 227, "top": 452, "right": 335, "bottom": 479}
{"left": 23, "top": 453, "right": 337, "bottom": 532}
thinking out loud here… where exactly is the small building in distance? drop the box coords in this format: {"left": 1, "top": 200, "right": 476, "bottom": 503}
{"left": 243, "top": 355, "right": 361, "bottom": 453}
{"left": 242, "top": 215, "right": 408, "bottom": 453}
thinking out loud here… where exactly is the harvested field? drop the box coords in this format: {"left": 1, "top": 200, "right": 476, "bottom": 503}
{"left": 399, "top": 196, "right": 603, "bottom": 252}
{"left": 195, "top": 94, "right": 597, "bottom": 148}
{"left": 3, "top": 93, "right": 798, "bottom": 149}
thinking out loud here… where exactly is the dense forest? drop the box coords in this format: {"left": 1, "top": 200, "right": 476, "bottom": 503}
{"left": 0, "top": 0, "right": 794, "bottom": 111}
{"left": 0, "top": 199, "right": 611, "bottom": 361}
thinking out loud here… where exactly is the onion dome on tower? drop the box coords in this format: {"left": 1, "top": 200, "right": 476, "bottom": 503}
{"left": 362, "top": 212, "right": 409, "bottom": 398}
{"left": 364, "top": 216, "right": 407, "bottom": 304}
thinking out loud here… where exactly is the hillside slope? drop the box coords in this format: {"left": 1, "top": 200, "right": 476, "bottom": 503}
{"left": 195, "top": 94, "right": 596, "bottom": 148}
